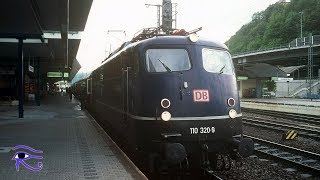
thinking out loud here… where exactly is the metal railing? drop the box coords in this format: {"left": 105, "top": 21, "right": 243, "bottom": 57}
{"left": 289, "top": 82, "right": 308, "bottom": 96}
{"left": 232, "top": 35, "right": 320, "bottom": 57}
{"left": 289, "top": 80, "right": 320, "bottom": 97}
{"left": 232, "top": 45, "right": 289, "bottom": 57}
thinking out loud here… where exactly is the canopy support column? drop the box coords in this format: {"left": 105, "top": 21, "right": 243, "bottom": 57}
{"left": 17, "top": 38, "right": 24, "bottom": 118}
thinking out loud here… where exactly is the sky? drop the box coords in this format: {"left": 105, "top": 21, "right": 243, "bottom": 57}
{"left": 76, "top": 0, "right": 280, "bottom": 73}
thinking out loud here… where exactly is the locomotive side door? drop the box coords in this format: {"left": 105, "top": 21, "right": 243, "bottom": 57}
{"left": 122, "top": 67, "right": 131, "bottom": 117}
{"left": 121, "top": 50, "right": 134, "bottom": 125}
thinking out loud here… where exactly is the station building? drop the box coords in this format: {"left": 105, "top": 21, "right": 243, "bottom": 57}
{"left": 233, "top": 36, "right": 320, "bottom": 99}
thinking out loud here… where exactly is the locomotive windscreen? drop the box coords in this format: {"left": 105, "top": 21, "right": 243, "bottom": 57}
{"left": 145, "top": 49, "right": 191, "bottom": 72}
{"left": 202, "top": 48, "right": 234, "bottom": 75}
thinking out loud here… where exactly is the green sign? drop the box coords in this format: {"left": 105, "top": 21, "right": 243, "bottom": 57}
{"left": 237, "top": 76, "right": 248, "bottom": 80}
{"left": 47, "top": 72, "right": 69, "bottom": 78}
{"left": 47, "top": 72, "right": 62, "bottom": 77}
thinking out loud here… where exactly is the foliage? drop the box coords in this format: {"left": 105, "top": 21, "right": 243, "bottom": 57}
{"left": 263, "top": 80, "right": 276, "bottom": 92}
{"left": 226, "top": 0, "right": 320, "bottom": 54}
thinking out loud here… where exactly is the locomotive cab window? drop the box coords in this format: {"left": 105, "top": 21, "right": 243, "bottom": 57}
{"left": 145, "top": 49, "right": 191, "bottom": 72}
{"left": 202, "top": 48, "right": 234, "bottom": 75}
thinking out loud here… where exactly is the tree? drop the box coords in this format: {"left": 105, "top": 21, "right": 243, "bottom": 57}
{"left": 264, "top": 80, "right": 276, "bottom": 92}
{"left": 227, "top": 0, "right": 320, "bottom": 54}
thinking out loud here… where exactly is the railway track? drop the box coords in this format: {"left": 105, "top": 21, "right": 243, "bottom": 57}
{"left": 242, "top": 108, "right": 320, "bottom": 126}
{"left": 202, "top": 168, "right": 224, "bottom": 180}
{"left": 149, "top": 169, "right": 224, "bottom": 180}
{"left": 242, "top": 116, "right": 320, "bottom": 140}
{"left": 245, "top": 135, "right": 320, "bottom": 177}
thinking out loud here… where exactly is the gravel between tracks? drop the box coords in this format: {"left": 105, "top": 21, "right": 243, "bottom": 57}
{"left": 214, "top": 111, "right": 320, "bottom": 180}
{"left": 243, "top": 112, "right": 320, "bottom": 154}
{"left": 213, "top": 156, "right": 315, "bottom": 180}
{"left": 213, "top": 124, "right": 320, "bottom": 180}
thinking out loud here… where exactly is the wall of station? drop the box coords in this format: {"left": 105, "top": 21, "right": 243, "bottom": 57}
{"left": 0, "top": 62, "right": 43, "bottom": 103}
{"left": 238, "top": 79, "right": 257, "bottom": 98}
{"left": 0, "top": 66, "right": 16, "bottom": 100}
{"left": 239, "top": 78, "right": 320, "bottom": 99}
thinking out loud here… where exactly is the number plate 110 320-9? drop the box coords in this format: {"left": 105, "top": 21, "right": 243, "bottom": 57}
{"left": 190, "top": 127, "right": 215, "bottom": 134}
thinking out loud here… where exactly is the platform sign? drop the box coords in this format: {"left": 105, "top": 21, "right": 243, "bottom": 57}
{"left": 47, "top": 72, "right": 69, "bottom": 78}
{"left": 47, "top": 72, "right": 62, "bottom": 77}
{"left": 277, "top": 77, "right": 293, "bottom": 82}
{"left": 28, "top": 65, "right": 34, "bottom": 73}
{"left": 63, "top": 73, "right": 69, "bottom": 78}
{"left": 237, "top": 76, "right": 248, "bottom": 80}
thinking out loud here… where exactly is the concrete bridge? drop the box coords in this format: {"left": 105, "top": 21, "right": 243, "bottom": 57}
{"left": 232, "top": 35, "right": 320, "bottom": 68}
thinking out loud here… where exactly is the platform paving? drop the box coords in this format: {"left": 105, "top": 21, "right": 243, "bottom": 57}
{"left": 0, "top": 94, "right": 147, "bottom": 180}
{"left": 241, "top": 98, "right": 320, "bottom": 107}
{"left": 241, "top": 98, "right": 320, "bottom": 115}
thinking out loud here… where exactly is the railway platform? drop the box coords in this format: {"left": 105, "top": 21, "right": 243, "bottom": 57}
{"left": 0, "top": 93, "right": 147, "bottom": 180}
{"left": 241, "top": 98, "right": 320, "bottom": 115}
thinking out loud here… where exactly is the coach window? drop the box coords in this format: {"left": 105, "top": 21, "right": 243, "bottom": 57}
{"left": 202, "top": 48, "right": 234, "bottom": 75}
{"left": 146, "top": 49, "right": 191, "bottom": 72}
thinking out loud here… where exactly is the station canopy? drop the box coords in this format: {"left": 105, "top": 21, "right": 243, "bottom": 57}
{"left": 0, "top": 0, "right": 93, "bottom": 80}
{"left": 237, "top": 63, "right": 287, "bottom": 78}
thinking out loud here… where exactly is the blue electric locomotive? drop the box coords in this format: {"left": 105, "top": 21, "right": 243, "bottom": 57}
{"left": 75, "top": 30, "right": 254, "bottom": 174}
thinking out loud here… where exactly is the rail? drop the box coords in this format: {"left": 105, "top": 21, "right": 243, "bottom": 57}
{"left": 242, "top": 108, "right": 320, "bottom": 123}
{"left": 242, "top": 117, "right": 320, "bottom": 140}
{"left": 244, "top": 135, "right": 320, "bottom": 176}
{"left": 203, "top": 168, "right": 224, "bottom": 180}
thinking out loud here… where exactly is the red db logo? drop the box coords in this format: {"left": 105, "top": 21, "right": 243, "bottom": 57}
{"left": 193, "top": 90, "right": 210, "bottom": 102}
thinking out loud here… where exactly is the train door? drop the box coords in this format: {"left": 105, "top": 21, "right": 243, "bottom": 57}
{"left": 122, "top": 67, "right": 131, "bottom": 117}
{"left": 86, "top": 78, "right": 92, "bottom": 103}
{"left": 121, "top": 50, "right": 133, "bottom": 127}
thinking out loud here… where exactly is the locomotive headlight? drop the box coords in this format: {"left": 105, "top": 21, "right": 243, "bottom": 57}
{"left": 161, "top": 98, "right": 171, "bottom": 108}
{"left": 161, "top": 111, "right": 171, "bottom": 121}
{"left": 229, "top": 109, "right": 237, "bottom": 119}
{"left": 188, "top": 34, "right": 199, "bottom": 42}
{"left": 227, "top": 98, "right": 235, "bottom": 107}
